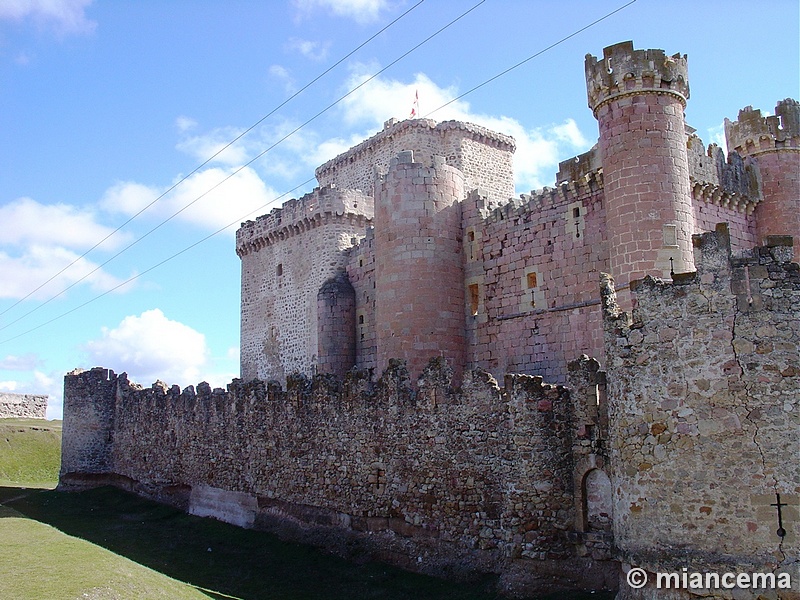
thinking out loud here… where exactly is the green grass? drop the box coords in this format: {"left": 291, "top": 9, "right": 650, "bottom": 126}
{"left": 3, "top": 486, "right": 507, "bottom": 600}
{"left": 0, "top": 499, "right": 211, "bottom": 599}
{"left": 0, "top": 418, "right": 62, "bottom": 487}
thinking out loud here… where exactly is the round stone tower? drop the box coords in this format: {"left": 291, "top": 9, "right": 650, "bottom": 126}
{"left": 725, "top": 98, "right": 800, "bottom": 257}
{"left": 586, "top": 41, "right": 695, "bottom": 297}
{"left": 374, "top": 151, "right": 465, "bottom": 382}
{"left": 316, "top": 272, "right": 356, "bottom": 378}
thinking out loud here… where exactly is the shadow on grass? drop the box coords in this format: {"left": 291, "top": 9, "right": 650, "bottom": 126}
{"left": 1, "top": 485, "right": 613, "bottom": 600}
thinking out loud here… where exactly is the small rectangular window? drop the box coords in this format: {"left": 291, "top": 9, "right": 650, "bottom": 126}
{"left": 573, "top": 207, "right": 581, "bottom": 218}
{"left": 526, "top": 272, "right": 538, "bottom": 289}
{"left": 276, "top": 264, "right": 283, "bottom": 276}
{"left": 468, "top": 284, "right": 480, "bottom": 316}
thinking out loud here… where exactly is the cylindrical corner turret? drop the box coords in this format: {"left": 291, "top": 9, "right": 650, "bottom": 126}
{"left": 586, "top": 41, "right": 695, "bottom": 298}
{"left": 316, "top": 272, "right": 356, "bottom": 377}
{"left": 725, "top": 99, "right": 800, "bottom": 256}
{"left": 374, "top": 152, "right": 465, "bottom": 382}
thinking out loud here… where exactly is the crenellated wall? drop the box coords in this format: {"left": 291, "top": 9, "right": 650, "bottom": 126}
{"left": 237, "top": 186, "right": 373, "bottom": 383}
{"left": 462, "top": 171, "right": 607, "bottom": 385}
{"left": 315, "top": 119, "right": 515, "bottom": 206}
{"left": 59, "top": 358, "right": 617, "bottom": 596}
{"left": 602, "top": 225, "right": 799, "bottom": 599}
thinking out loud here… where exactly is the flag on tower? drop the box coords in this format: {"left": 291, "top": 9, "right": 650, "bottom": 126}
{"left": 410, "top": 89, "right": 419, "bottom": 119}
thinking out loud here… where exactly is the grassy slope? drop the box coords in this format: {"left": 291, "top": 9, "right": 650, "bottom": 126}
{"left": 0, "top": 418, "right": 62, "bottom": 487}
{"left": 0, "top": 502, "right": 211, "bottom": 600}
{"left": 5, "top": 487, "right": 503, "bottom": 600}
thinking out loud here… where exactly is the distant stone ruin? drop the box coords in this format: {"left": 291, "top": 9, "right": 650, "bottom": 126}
{"left": 0, "top": 392, "right": 47, "bottom": 419}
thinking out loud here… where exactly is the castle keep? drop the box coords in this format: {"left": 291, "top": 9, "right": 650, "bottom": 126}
{"left": 61, "top": 42, "right": 799, "bottom": 599}
{"left": 236, "top": 41, "right": 798, "bottom": 387}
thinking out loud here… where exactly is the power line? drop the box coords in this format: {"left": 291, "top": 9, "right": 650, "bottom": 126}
{"left": 0, "top": 177, "right": 316, "bottom": 346}
{"left": 0, "top": 0, "right": 489, "bottom": 336}
{"left": 0, "top": 0, "right": 427, "bottom": 320}
{"left": 424, "top": 0, "right": 637, "bottom": 119}
{"left": 0, "top": 0, "right": 637, "bottom": 345}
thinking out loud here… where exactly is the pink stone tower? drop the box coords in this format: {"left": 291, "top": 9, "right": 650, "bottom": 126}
{"left": 725, "top": 99, "right": 800, "bottom": 257}
{"left": 586, "top": 41, "right": 695, "bottom": 296}
{"left": 374, "top": 151, "right": 465, "bottom": 381}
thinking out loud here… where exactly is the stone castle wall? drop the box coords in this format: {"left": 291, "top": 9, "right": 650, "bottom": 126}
{"left": 602, "top": 225, "right": 799, "bottom": 598}
{"left": 236, "top": 186, "right": 373, "bottom": 382}
{"left": 0, "top": 392, "right": 47, "bottom": 419}
{"left": 60, "top": 359, "right": 617, "bottom": 595}
{"left": 315, "top": 119, "right": 515, "bottom": 205}
{"left": 462, "top": 170, "right": 607, "bottom": 385}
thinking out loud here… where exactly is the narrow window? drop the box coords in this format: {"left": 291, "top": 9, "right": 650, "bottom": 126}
{"left": 663, "top": 224, "right": 678, "bottom": 247}
{"left": 358, "top": 315, "right": 364, "bottom": 324}
{"left": 276, "top": 264, "right": 283, "bottom": 276}
{"left": 526, "top": 272, "right": 538, "bottom": 289}
{"left": 573, "top": 207, "right": 581, "bottom": 218}
{"left": 468, "top": 284, "right": 480, "bottom": 316}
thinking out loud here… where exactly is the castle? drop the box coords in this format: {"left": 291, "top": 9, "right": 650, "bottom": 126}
{"left": 60, "top": 42, "right": 799, "bottom": 599}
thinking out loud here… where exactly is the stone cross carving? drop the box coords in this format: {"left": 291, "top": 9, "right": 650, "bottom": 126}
{"left": 771, "top": 493, "right": 787, "bottom": 538}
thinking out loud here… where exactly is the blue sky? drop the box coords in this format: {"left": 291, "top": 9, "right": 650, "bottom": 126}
{"left": 1, "top": 0, "right": 798, "bottom": 418}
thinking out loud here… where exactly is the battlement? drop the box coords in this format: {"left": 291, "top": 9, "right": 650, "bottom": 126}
{"left": 687, "top": 135, "right": 761, "bottom": 214}
{"left": 724, "top": 98, "right": 800, "bottom": 156}
{"left": 555, "top": 146, "right": 601, "bottom": 185}
{"left": 585, "top": 41, "right": 689, "bottom": 115}
{"left": 235, "top": 186, "right": 373, "bottom": 257}
{"left": 314, "top": 118, "right": 516, "bottom": 204}
{"left": 315, "top": 119, "right": 515, "bottom": 183}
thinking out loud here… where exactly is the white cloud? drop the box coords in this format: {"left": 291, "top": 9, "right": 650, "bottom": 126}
{"left": 0, "top": 370, "right": 63, "bottom": 420}
{"left": 176, "top": 125, "right": 250, "bottom": 167}
{"left": 101, "top": 166, "right": 281, "bottom": 233}
{"left": 287, "top": 38, "right": 330, "bottom": 61}
{"left": 84, "top": 309, "right": 210, "bottom": 387}
{"left": 0, "top": 197, "right": 131, "bottom": 252}
{"left": 0, "top": 0, "right": 96, "bottom": 34}
{"left": 269, "top": 64, "right": 297, "bottom": 95}
{"left": 293, "top": 0, "right": 390, "bottom": 24}
{"left": 0, "top": 353, "right": 42, "bottom": 370}
{"left": 175, "top": 115, "right": 198, "bottom": 133}
{"left": 0, "top": 244, "right": 132, "bottom": 300}
{"left": 707, "top": 122, "right": 727, "bottom": 155}
{"left": 334, "top": 68, "right": 594, "bottom": 191}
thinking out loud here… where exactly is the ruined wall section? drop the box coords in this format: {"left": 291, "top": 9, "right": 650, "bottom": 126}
{"left": 726, "top": 99, "right": 800, "bottom": 257}
{"left": 315, "top": 119, "right": 515, "bottom": 205}
{"left": 0, "top": 392, "right": 47, "bottom": 419}
{"left": 602, "top": 225, "right": 798, "bottom": 596}
{"left": 463, "top": 156, "right": 608, "bottom": 384}
{"left": 686, "top": 135, "right": 759, "bottom": 251}
{"left": 236, "top": 187, "right": 372, "bottom": 382}
{"left": 59, "top": 360, "right": 607, "bottom": 587}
